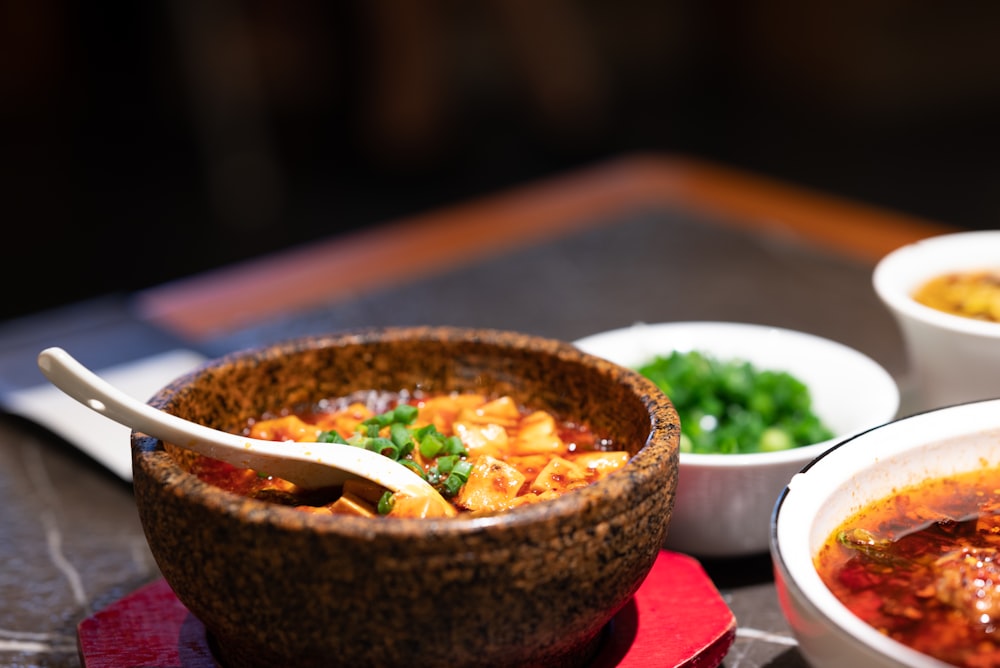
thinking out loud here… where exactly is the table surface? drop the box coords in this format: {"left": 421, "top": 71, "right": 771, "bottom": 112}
{"left": 0, "top": 152, "right": 958, "bottom": 667}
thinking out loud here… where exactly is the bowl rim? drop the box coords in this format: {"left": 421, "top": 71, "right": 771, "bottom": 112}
{"left": 573, "top": 320, "right": 900, "bottom": 466}
{"left": 873, "top": 230, "right": 1000, "bottom": 339}
{"left": 132, "top": 326, "right": 680, "bottom": 538}
{"left": 770, "top": 397, "right": 1000, "bottom": 667}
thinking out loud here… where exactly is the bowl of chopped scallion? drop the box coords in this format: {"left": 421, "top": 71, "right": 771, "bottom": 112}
{"left": 575, "top": 321, "right": 899, "bottom": 557}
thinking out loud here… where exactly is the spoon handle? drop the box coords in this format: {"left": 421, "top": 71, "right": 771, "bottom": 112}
{"left": 35, "top": 347, "right": 449, "bottom": 503}
{"left": 36, "top": 347, "right": 274, "bottom": 461}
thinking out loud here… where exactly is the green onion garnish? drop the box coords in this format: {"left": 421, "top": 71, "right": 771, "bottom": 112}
{"left": 367, "top": 437, "right": 399, "bottom": 460}
{"left": 317, "top": 430, "right": 348, "bottom": 444}
{"left": 377, "top": 491, "right": 395, "bottom": 515}
{"left": 392, "top": 404, "right": 419, "bottom": 424}
{"left": 399, "top": 459, "right": 427, "bottom": 479}
{"left": 312, "top": 401, "right": 472, "bottom": 500}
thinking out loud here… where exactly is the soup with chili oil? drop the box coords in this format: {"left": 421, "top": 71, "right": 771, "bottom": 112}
{"left": 814, "top": 465, "right": 1000, "bottom": 666}
{"left": 190, "top": 391, "right": 629, "bottom": 519}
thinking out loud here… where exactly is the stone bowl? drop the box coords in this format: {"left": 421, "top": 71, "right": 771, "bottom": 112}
{"left": 131, "top": 326, "right": 680, "bottom": 668}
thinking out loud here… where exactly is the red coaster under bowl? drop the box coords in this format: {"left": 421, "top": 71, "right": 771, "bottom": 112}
{"left": 78, "top": 550, "right": 736, "bottom": 667}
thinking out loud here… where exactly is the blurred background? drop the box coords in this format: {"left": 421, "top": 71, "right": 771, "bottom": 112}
{"left": 4, "top": 0, "right": 1000, "bottom": 322}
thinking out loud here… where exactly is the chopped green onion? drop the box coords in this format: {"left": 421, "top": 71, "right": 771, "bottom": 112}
{"left": 450, "top": 460, "right": 473, "bottom": 482}
{"left": 317, "top": 430, "right": 348, "bottom": 444}
{"left": 390, "top": 423, "right": 413, "bottom": 449}
{"left": 399, "top": 459, "right": 427, "bottom": 479}
{"left": 444, "top": 435, "right": 467, "bottom": 456}
{"left": 313, "top": 401, "right": 472, "bottom": 499}
{"left": 441, "top": 475, "right": 465, "bottom": 496}
{"left": 418, "top": 431, "right": 445, "bottom": 459}
{"left": 412, "top": 423, "right": 437, "bottom": 439}
{"left": 362, "top": 411, "right": 393, "bottom": 429}
{"left": 759, "top": 427, "right": 794, "bottom": 452}
{"left": 392, "top": 404, "right": 419, "bottom": 424}
{"left": 367, "top": 437, "right": 399, "bottom": 460}
{"left": 377, "top": 491, "right": 395, "bottom": 515}
{"left": 436, "top": 454, "right": 458, "bottom": 474}
{"left": 636, "top": 350, "right": 833, "bottom": 454}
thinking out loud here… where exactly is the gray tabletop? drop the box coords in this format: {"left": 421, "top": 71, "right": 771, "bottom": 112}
{"left": 0, "top": 204, "right": 907, "bottom": 667}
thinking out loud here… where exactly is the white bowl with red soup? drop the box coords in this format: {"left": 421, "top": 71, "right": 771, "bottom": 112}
{"left": 772, "top": 397, "right": 1000, "bottom": 668}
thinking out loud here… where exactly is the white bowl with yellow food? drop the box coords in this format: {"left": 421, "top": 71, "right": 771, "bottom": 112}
{"left": 574, "top": 321, "right": 900, "bottom": 557}
{"left": 873, "top": 230, "right": 1000, "bottom": 411}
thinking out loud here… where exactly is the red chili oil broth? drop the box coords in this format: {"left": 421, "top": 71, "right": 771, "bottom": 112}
{"left": 814, "top": 465, "right": 1000, "bottom": 667}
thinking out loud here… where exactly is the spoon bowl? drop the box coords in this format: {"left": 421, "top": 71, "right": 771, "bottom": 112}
{"left": 36, "top": 347, "right": 454, "bottom": 516}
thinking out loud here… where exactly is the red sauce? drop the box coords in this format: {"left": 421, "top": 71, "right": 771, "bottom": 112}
{"left": 815, "top": 466, "right": 1000, "bottom": 666}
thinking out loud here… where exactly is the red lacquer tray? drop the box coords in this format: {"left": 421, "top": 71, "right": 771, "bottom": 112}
{"left": 78, "top": 550, "right": 736, "bottom": 667}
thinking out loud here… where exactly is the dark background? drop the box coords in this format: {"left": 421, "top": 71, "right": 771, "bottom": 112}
{"left": 4, "top": 1, "right": 1000, "bottom": 322}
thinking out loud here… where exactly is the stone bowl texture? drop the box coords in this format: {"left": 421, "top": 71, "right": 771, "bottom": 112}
{"left": 131, "top": 326, "right": 680, "bottom": 668}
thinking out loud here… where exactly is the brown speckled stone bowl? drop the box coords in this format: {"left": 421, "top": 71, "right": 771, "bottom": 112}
{"left": 131, "top": 327, "right": 680, "bottom": 668}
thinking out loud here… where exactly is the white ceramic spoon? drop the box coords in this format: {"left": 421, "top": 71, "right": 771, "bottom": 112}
{"left": 37, "top": 347, "right": 455, "bottom": 517}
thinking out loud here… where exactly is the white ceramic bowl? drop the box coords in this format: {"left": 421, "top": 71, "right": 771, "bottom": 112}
{"left": 574, "top": 321, "right": 900, "bottom": 557}
{"left": 771, "top": 398, "right": 1000, "bottom": 668}
{"left": 873, "top": 230, "right": 1000, "bottom": 411}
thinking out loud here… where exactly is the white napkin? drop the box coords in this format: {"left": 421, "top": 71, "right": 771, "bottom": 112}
{"left": 3, "top": 349, "right": 206, "bottom": 480}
